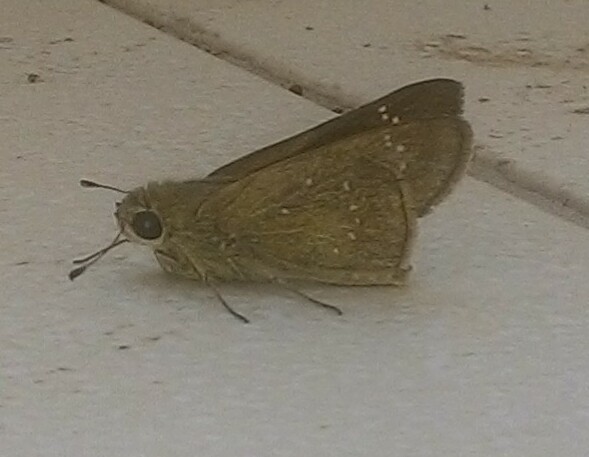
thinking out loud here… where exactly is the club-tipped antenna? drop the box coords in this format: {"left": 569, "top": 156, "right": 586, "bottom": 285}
{"left": 69, "top": 232, "right": 128, "bottom": 281}
{"left": 79, "top": 179, "right": 128, "bottom": 194}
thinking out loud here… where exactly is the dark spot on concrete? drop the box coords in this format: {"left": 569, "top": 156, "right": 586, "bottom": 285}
{"left": 288, "top": 84, "right": 304, "bottom": 96}
{"left": 27, "top": 73, "right": 41, "bottom": 83}
{"left": 572, "top": 107, "right": 589, "bottom": 115}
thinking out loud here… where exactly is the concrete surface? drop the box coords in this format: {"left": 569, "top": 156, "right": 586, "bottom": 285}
{"left": 1, "top": 1, "right": 589, "bottom": 456}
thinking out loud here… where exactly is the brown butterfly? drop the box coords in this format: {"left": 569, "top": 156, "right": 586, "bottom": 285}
{"left": 70, "top": 78, "right": 472, "bottom": 322}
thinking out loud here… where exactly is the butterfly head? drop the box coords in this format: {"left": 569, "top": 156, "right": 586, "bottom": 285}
{"left": 68, "top": 180, "right": 169, "bottom": 281}
{"left": 115, "top": 186, "right": 166, "bottom": 247}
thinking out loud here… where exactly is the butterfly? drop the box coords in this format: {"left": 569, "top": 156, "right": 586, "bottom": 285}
{"left": 71, "top": 78, "right": 472, "bottom": 322}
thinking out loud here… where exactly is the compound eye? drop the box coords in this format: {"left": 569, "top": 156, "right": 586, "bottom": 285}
{"left": 131, "top": 210, "right": 162, "bottom": 240}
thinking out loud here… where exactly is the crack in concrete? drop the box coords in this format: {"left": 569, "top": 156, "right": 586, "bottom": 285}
{"left": 97, "top": 0, "right": 589, "bottom": 230}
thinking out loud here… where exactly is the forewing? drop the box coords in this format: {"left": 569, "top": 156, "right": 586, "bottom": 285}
{"left": 207, "top": 79, "right": 471, "bottom": 216}
{"left": 201, "top": 133, "right": 416, "bottom": 285}
{"left": 378, "top": 117, "right": 472, "bottom": 216}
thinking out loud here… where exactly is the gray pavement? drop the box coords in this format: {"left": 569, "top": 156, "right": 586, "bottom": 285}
{"left": 1, "top": 1, "right": 589, "bottom": 456}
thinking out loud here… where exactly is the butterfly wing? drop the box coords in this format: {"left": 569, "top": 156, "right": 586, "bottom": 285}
{"left": 199, "top": 129, "right": 416, "bottom": 285}
{"left": 377, "top": 117, "right": 472, "bottom": 216}
{"left": 208, "top": 78, "right": 472, "bottom": 216}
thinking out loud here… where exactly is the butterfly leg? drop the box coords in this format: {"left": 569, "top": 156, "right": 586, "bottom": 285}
{"left": 276, "top": 280, "right": 343, "bottom": 316}
{"left": 295, "top": 289, "right": 344, "bottom": 316}
{"left": 207, "top": 281, "right": 250, "bottom": 324}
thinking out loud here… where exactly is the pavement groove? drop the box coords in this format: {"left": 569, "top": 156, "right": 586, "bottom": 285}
{"left": 98, "top": 0, "right": 589, "bottom": 228}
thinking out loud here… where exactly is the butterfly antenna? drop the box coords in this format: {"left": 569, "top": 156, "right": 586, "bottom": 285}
{"left": 79, "top": 179, "right": 128, "bottom": 194}
{"left": 69, "top": 232, "right": 128, "bottom": 280}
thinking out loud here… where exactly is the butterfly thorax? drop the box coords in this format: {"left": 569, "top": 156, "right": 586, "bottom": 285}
{"left": 115, "top": 180, "right": 257, "bottom": 282}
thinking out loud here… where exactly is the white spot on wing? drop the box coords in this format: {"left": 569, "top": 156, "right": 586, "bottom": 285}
{"left": 347, "top": 232, "right": 357, "bottom": 240}
{"left": 305, "top": 178, "right": 313, "bottom": 186}
{"left": 342, "top": 181, "right": 351, "bottom": 191}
